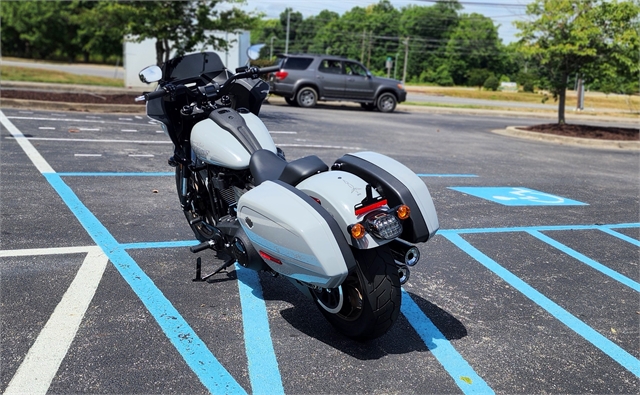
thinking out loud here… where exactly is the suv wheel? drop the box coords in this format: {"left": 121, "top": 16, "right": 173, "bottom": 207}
{"left": 285, "top": 97, "right": 298, "bottom": 106}
{"left": 376, "top": 93, "right": 397, "bottom": 113}
{"left": 296, "top": 87, "right": 318, "bottom": 108}
{"left": 360, "top": 102, "right": 375, "bottom": 111}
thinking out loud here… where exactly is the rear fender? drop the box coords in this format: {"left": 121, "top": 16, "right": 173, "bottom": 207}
{"left": 296, "top": 171, "right": 388, "bottom": 249}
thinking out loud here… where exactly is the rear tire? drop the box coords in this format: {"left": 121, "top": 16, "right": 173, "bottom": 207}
{"left": 360, "top": 102, "right": 376, "bottom": 111}
{"left": 312, "top": 246, "right": 401, "bottom": 341}
{"left": 296, "top": 87, "right": 318, "bottom": 108}
{"left": 284, "top": 97, "right": 298, "bottom": 106}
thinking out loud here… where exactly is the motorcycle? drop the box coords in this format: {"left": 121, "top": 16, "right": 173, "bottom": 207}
{"left": 136, "top": 51, "right": 439, "bottom": 340}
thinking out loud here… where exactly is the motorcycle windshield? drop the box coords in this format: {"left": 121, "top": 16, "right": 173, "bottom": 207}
{"left": 162, "top": 52, "right": 226, "bottom": 82}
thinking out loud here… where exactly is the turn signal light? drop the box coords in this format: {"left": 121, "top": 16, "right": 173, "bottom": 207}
{"left": 396, "top": 205, "right": 411, "bottom": 220}
{"left": 350, "top": 223, "right": 366, "bottom": 239}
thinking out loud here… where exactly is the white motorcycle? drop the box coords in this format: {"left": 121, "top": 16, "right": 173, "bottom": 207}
{"left": 136, "top": 51, "right": 439, "bottom": 340}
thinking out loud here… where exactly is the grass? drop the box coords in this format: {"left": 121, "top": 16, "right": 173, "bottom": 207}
{"left": 407, "top": 85, "right": 639, "bottom": 113}
{"left": 1, "top": 65, "right": 123, "bottom": 87}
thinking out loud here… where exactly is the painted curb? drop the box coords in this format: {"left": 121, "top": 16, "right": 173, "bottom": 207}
{"left": 492, "top": 126, "right": 640, "bottom": 150}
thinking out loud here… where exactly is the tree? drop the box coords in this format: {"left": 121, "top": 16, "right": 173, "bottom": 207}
{"left": 399, "top": 1, "right": 462, "bottom": 82}
{"left": 0, "top": 1, "right": 90, "bottom": 61}
{"left": 515, "top": 0, "right": 640, "bottom": 124}
{"left": 121, "top": 0, "right": 257, "bottom": 65}
{"left": 444, "top": 13, "right": 503, "bottom": 85}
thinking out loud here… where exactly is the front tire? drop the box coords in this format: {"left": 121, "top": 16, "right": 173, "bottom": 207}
{"left": 376, "top": 92, "right": 397, "bottom": 113}
{"left": 175, "top": 165, "right": 220, "bottom": 242}
{"left": 312, "top": 246, "right": 401, "bottom": 340}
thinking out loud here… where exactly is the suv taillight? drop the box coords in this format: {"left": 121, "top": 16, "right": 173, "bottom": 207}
{"left": 274, "top": 71, "right": 289, "bottom": 81}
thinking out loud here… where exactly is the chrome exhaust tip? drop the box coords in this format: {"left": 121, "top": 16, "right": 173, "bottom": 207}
{"left": 389, "top": 239, "right": 421, "bottom": 267}
{"left": 404, "top": 246, "right": 420, "bottom": 267}
{"left": 398, "top": 265, "right": 410, "bottom": 285}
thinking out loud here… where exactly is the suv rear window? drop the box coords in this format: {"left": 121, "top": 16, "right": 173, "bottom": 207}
{"left": 283, "top": 57, "right": 313, "bottom": 70}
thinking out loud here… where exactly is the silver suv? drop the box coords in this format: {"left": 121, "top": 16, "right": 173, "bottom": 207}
{"left": 268, "top": 54, "right": 407, "bottom": 113}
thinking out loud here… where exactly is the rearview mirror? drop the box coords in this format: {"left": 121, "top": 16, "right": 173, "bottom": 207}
{"left": 139, "top": 65, "right": 162, "bottom": 84}
{"left": 247, "top": 43, "right": 266, "bottom": 61}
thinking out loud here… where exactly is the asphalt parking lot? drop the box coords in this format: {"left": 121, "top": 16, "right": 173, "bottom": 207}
{"left": 1, "top": 103, "right": 638, "bottom": 394}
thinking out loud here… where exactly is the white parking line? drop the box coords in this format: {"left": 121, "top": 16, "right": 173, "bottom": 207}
{"left": 0, "top": 246, "right": 97, "bottom": 257}
{"left": 129, "top": 154, "right": 154, "bottom": 157}
{"left": 5, "top": 137, "right": 171, "bottom": 144}
{"left": 38, "top": 127, "right": 55, "bottom": 130}
{"left": 121, "top": 129, "right": 138, "bottom": 132}
{"left": 74, "top": 154, "right": 102, "bottom": 157}
{"left": 4, "top": 247, "right": 109, "bottom": 395}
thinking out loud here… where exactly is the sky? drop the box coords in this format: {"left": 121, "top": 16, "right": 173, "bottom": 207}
{"left": 236, "top": 0, "right": 532, "bottom": 44}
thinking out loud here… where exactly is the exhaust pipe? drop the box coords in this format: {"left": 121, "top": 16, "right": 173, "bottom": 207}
{"left": 388, "top": 239, "right": 420, "bottom": 266}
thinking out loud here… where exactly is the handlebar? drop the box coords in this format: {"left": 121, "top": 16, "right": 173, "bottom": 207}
{"left": 135, "top": 64, "right": 280, "bottom": 103}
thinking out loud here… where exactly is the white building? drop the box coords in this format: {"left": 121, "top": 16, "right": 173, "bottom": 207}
{"left": 124, "top": 31, "right": 251, "bottom": 88}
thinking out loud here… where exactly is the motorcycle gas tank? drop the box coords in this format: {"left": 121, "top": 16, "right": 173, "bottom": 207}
{"left": 190, "top": 108, "right": 276, "bottom": 170}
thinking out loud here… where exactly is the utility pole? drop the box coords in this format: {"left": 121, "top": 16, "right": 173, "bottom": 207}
{"left": 402, "top": 37, "right": 409, "bottom": 85}
{"left": 361, "top": 29, "right": 366, "bottom": 63}
{"left": 270, "top": 36, "right": 277, "bottom": 59}
{"left": 367, "top": 31, "right": 372, "bottom": 69}
{"left": 285, "top": 9, "right": 290, "bottom": 55}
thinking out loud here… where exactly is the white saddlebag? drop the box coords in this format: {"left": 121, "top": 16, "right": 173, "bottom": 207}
{"left": 237, "top": 180, "right": 356, "bottom": 288}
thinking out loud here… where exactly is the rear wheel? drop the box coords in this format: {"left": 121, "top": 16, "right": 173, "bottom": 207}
{"left": 175, "top": 165, "right": 220, "bottom": 242}
{"left": 360, "top": 102, "right": 376, "bottom": 111}
{"left": 296, "top": 87, "right": 318, "bottom": 108}
{"left": 284, "top": 97, "right": 298, "bottom": 106}
{"left": 312, "top": 246, "right": 401, "bottom": 340}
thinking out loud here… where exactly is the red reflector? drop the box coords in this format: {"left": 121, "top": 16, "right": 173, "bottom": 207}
{"left": 274, "top": 71, "right": 288, "bottom": 80}
{"left": 259, "top": 250, "right": 282, "bottom": 265}
{"left": 355, "top": 199, "right": 388, "bottom": 216}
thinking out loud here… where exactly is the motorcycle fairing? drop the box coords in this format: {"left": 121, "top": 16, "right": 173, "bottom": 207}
{"left": 333, "top": 152, "right": 439, "bottom": 243}
{"left": 237, "top": 180, "right": 356, "bottom": 288}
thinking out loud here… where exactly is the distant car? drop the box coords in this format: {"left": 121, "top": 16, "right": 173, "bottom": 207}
{"left": 268, "top": 54, "right": 407, "bottom": 113}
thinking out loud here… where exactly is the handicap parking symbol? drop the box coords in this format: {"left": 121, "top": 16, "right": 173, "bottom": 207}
{"left": 449, "top": 187, "right": 588, "bottom": 206}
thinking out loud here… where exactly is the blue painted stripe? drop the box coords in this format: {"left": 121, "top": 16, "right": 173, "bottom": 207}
{"left": 596, "top": 226, "right": 640, "bottom": 247}
{"left": 527, "top": 230, "right": 640, "bottom": 292}
{"left": 442, "top": 232, "right": 640, "bottom": 378}
{"left": 57, "top": 172, "right": 173, "bottom": 177}
{"left": 401, "top": 289, "right": 494, "bottom": 394}
{"left": 417, "top": 174, "right": 478, "bottom": 178}
{"left": 42, "top": 172, "right": 247, "bottom": 394}
{"left": 235, "top": 265, "right": 285, "bottom": 395}
{"left": 606, "top": 223, "right": 640, "bottom": 229}
{"left": 121, "top": 240, "right": 199, "bottom": 250}
{"left": 441, "top": 223, "right": 640, "bottom": 235}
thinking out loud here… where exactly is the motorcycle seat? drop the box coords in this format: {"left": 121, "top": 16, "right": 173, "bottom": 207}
{"left": 250, "top": 149, "right": 328, "bottom": 186}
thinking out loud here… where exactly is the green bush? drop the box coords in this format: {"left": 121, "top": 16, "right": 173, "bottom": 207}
{"left": 483, "top": 75, "right": 500, "bottom": 91}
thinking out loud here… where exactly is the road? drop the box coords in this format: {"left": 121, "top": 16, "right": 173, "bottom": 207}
{"left": 1, "top": 103, "right": 638, "bottom": 394}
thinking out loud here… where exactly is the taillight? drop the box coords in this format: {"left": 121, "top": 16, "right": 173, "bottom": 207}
{"left": 274, "top": 71, "right": 288, "bottom": 80}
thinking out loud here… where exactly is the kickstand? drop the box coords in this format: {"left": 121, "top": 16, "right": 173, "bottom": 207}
{"left": 193, "top": 256, "right": 236, "bottom": 282}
